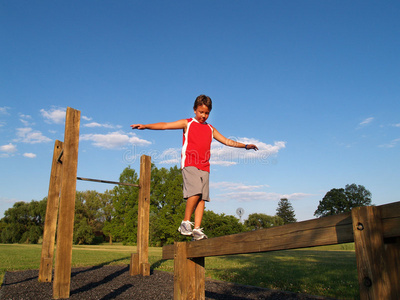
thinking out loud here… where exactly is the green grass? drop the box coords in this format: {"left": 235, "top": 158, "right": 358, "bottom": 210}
{"left": 0, "top": 243, "right": 358, "bottom": 299}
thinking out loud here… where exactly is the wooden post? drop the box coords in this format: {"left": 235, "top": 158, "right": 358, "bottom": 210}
{"left": 130, "top": 155, "right": 151, "bottom": 276}
{"left": 385, "top": 237, "right": 400, "bottom": 299}
{"left": 39, "top": 140, "right": 64, "bottom": 282}
{"left": 53, "top": 108, "right": 80, "bottom": 299}
{"left": 130, "top": 253, "right": 139, "bottom": 276}
{"left": 352, "top": 206, "right": 391, "bottom": 299}
{"left": 174, "top": 242, "right": 205, "bottom": 300}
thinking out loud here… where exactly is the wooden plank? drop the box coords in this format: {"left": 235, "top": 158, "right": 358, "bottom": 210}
{"left": 39, "top": 140, "right": 63, "bottom": 283}
{"left": 136, "top": 155, "right": 151, "bottom": 276}
{"left": 53, "top": 108, "right": 80, "bottom": 299}
{"left": 163, "top": 201, "right": 400, "bottom": 260}
{"left": 352, "top": 206, "right": 391, "bottom": 299}
{"left": 163, "top": 212, "right": 353, "bottom": 259}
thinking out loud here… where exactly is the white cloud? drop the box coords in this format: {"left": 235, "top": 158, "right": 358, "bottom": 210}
{"left": 82, "top": 115, "right": 92, "bottom": 121}
{"left": 158, "top": 148, "right": 181, "bottom": 164}
{"left": 40, "top": 107, "right": 66, "bottom": 124}
{"left": 379, "top": 138, "right": 400, "bottom": 148}
{"left": 0, "top": 107, "right": 11, "bottom": 115}
{"left": 279, "top": 192, "right": 313, "bottom": 200}
{"left": 15, "top": 127, "right": 52, "bottom": 144}
{"left": 210, "top": 138, "right": 286, "bottom": 166}
{"left": 84, "top": 122, "right": 102, "bottom": 128}
{"left": 359, "top": 117, "right": 374, "bottom": 127}
{"left": 214, "top": 190, "right": 311, "bottom": 203}
{"left": 80, "top": 131, "right": 152, "bottom": 149}
{"left": 84, "top": 122, "right": 122, "bottom": 129}
{"left": 0, "top": 143, "right": 17, "bottom": 157}
{"left": 19, "top": 113, "right": 34, "bottom": 126}
{"left": 217, "top": 191, "right": 274, "bottom": 202}
{"left": 392, "top": 123, "right": 400, "bottom": 128}
{"left": 0, "top": 196, "right": 21, "bottom": 205}
{"left": 23, "top": 153, "right": 37, "bottom": 158}
{"left": 211, "top": 181, "right": 269, "bottom": 191}
{"left": 211, "top": 181, "right": 311, "bottom": 203}
{"left": 0, "top": 143, "right": 17, "bottom": 153}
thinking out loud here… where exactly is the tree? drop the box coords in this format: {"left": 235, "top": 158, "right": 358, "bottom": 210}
{"left": 73, "top": 190, "right": 107, "bottom": 244}
{"left": 244, "top": 213, "right": 284, "bottom": 230}
{"left": 314, "top": 184, "right": 372, "bottom": 217}
{"left": 276, "top": 198, "right": 297, "bottom": 224}
{"left": 73, "top": 217, "right": 95, "bottom": 245}
{"left": 202, "top": 210, "right": 245, "bottom": 238}
{"left": 0, "top": 199, "right": 47, "bottom": 244}
{"left": 149, "top": 165, "right": 186, "bottom": 246}
{"left": 104, "top": 166, "right": 140, "bottom": 244}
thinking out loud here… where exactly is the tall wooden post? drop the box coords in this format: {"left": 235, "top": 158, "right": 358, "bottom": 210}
{"left": 174, "top": 242, "right": 205, "bottom": 300}
{"left": 53, "top": 108, "right": 80, "bottom": 299}
{"left": 39, "top": 140, "right": 64, "bottom": 282}
{"left": 130, "top": 155, "right": 151, "bottom": 276}
{"left": 352, "top": 206, "right": 391, "bottom": 299}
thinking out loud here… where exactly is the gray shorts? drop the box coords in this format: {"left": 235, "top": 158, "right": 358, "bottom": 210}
{"left": 182, "top": 166, "right": 210, "bottom": 201}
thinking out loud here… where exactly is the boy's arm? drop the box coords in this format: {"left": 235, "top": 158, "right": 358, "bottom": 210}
{"left": 131, "top": 119, "right": 188, "bottom": 130}
{"left": 213, "top": 128, "right": 258, "bottom": 150}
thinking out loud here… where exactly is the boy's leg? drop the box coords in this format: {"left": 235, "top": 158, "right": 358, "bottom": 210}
{"left": 184, "top": 194, "right": 201, "bottom": 222}
{"left": 178, "top": 195, "right": 201, "bottom": 236}
{"left": 184, "top": 195, "right": 205, "bottom": 227}
{"left": 194, "top": 199, "right": 205, "bottom": 229}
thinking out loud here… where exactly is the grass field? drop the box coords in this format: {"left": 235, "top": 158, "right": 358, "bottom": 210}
{"left": 0, "top": 243, "right": 359, "bottom": 299}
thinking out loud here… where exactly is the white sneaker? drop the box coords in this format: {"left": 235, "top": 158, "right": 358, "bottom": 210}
{"left": 178, "top": 220, "right": 194, "bottom": 236}
{"left": 192, "top": 228, "right": 208, "bottom": 241}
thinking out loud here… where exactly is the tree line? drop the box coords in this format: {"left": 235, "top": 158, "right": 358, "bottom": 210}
{"left": 0, "top": 164, "right": 371, "bottom": 245}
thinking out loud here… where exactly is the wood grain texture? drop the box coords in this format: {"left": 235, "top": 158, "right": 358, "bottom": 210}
{"left": 53, "top": 108, "right": 80, "bottom": 299}
{"left": 39, "top": 140, "right": 63, "bottom": 283}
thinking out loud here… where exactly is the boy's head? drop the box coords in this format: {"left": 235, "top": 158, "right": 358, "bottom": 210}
{"left": 193, "top": 95, "right": 212, "bottom": 112}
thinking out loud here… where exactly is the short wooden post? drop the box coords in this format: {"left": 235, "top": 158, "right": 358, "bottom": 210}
{"left": 174, "top": 242, "right": 205, "bottom": 300}
{"left": 53, "top": 108, "right": 80, "bottom": 299}
{"left": 39, "top": 140, "right": 64, "bottom": 282}
{"left": 130, "top": 253, "right": 139, "bottom": 276}
{"left": 130, "top": 155, "right": 151, "bottom": 276}
{"left": 352, "top": 206, "right": 391, "bottom": 299}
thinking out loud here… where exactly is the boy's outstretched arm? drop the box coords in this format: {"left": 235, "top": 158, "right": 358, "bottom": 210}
{"left": 131, "top": 119, "right": 188, "bottom": 130}
{"left": 213, "top": 128, "right": 258, "bottom": 150}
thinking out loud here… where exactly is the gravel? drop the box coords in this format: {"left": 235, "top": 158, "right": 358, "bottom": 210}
{"left": 0, "top": 265, "right": 336, "bottom": 300}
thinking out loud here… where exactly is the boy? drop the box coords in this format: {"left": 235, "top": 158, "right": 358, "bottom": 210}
{"left": 131, "top": 95, "right": 258, "bottom": 240}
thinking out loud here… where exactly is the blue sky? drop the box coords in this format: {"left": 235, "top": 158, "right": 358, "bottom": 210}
{"left": 1, "top": 1, "right": 399, "bottom": 222}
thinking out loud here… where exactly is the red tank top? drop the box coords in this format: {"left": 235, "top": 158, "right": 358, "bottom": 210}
{"left": 181, "top": 118, "right": 214, "bottom": 172}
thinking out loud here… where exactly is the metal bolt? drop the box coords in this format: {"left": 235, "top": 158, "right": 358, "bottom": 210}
{"left": 363, "top": 277, "right": 372, "bottom": 287}
{"left": 357, "top": 223, "right": 364, "bottom": 231}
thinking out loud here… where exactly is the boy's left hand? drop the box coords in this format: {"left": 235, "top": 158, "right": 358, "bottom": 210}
{"left": 246, "top": 144, "right": 258, "bottom": 151}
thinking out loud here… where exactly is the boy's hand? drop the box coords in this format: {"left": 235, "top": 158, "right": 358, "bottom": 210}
{"left": 246, "top": 144, "right": 258, "bottom": 151}
{"left": 131, "top": 124, "right": 146, "bottom": 130}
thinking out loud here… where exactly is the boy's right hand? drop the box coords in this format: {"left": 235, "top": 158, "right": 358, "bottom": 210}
{"left": 130, "top": 124, "right": 146, "bottom": 130}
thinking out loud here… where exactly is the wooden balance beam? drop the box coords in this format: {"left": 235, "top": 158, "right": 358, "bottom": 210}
{"left": 163, "top": 201, "right": 400, "bottom": 299}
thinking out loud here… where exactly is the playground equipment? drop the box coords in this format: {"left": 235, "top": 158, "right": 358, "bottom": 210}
{"left": 38, "top": 108, "right": 151, "bottom": 299}
{"left": 37, "top": 108, "right": 399, "bottom": 300}
{"left": 163, "top": 201, "right": 400, "bottom": 300}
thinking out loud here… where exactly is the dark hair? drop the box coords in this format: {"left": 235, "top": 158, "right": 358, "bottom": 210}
{"left": 193, "top": 95, "right": 212, "bottom": 111}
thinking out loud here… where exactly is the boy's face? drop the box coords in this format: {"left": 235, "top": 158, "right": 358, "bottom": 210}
{"left": 194, "top": 104, "right": 210, "bottom": 124}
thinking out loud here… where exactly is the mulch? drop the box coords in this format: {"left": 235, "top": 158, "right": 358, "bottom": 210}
{"left": 0, "top": 265, "right": 336, "bottom": 300}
